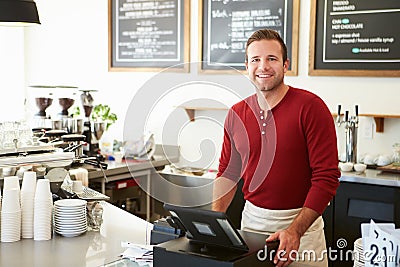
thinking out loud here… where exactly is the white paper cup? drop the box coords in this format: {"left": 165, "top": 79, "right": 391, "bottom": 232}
{"left": 2, "top": 188, "right": 21, "bottom": 212}
{"left": 3, "top": 176, "right": 20, "bottom": 191}
{"left": 35, "top": 179, "right": 51, "bottom": 199}
{"left": 72, "top": 180, "right": 83, "bottom": 193}
{"left": 22, "top": 171, "right": 37, "bottom": 192}
{"left": 113, "top": 152, "right": 124, "bottom": 163}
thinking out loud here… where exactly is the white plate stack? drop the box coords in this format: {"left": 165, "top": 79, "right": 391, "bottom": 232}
{"left": 353, "top": 238, "right": 364, "bottom": 267}
{"left": 54, "top": 199, "right": 87, "bottom": 237}
{"left": 33, "top": 179, "right": 53, "bottom": 241}
{"left": 21, "top": 171, "right": 37, "bottom": 238}
{"left": 1, "top": 188, "right": 21, "bottom": 242}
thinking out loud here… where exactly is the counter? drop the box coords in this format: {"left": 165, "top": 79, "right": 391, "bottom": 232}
{"left": 340, "top": 169, "right": 400, "bottom": 187}
{"left": 0, "top": 202, "right": 152, "bottom": 267}
{"left": 85, "top": 145, "right": 179, "bottom": 221}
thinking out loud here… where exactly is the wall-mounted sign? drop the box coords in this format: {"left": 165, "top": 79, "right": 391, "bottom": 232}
{"left": 309, "top": 0, "right": 400, "bottom": 77}
{"left": 199, "top": 0, "right": 299, "bottom": 75}
{"left": 109, "top": 0, "right": 190, "bottom": 72}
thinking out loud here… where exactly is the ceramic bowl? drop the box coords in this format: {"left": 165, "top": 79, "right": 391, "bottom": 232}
{"left": 340, "top": 162, "right": 353, "bottom": 172}
{"left": 354, "top": 163, "right": 367, "bottom": 173}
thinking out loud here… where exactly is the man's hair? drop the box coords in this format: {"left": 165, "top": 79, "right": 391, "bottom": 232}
{"left": 245, "top": 29, "right": 288, "bottom": 64}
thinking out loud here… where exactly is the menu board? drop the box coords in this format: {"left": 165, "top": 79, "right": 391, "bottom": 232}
{"left": 199, "top": 0, "right": 299, "bottom": 75}
{"left": 109, "top": 0, "right": 190, "bottom": 72}
{"left": 309, "top": 0, "right": 400, "bottom": 76}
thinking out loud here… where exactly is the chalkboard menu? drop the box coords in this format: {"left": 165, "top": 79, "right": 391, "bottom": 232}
{"left": 309, "top": 0, "right": 400, "bottom": 76}
{"left": 199, "top": 0, "right": 299, "bottom": 75}
{"left": 109, "top": 0, "right": 190, "bottom": 72}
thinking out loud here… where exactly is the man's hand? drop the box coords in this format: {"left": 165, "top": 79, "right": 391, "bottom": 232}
{"left": 266, "top": 228, "right": 301, "bottom": 266}
{"left": 265, "top": 207, "right": 320, "bottom": 266}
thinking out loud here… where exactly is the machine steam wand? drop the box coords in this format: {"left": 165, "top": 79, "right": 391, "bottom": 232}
{"left": 337, "top": 105, "right": 359, "bottom": 163}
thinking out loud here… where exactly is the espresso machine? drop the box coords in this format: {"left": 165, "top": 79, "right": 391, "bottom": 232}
{"left": 80, "top": 90, "right": 106, "bottom": 156}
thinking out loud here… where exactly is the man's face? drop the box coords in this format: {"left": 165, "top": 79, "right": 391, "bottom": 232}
{"left": 245, "top": 39, "right": 289, "bottom": 94}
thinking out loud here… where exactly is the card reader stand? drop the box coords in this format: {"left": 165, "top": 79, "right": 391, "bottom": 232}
{"left": 154, "top": 230, "right": 278, "bottom": 267}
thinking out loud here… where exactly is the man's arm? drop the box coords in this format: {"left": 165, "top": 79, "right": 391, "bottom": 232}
{"left": 266, "top": 207, "right": 320, "bottom": 267}
{"left": 212, "top": 176, "right": 238, "bottom": 212}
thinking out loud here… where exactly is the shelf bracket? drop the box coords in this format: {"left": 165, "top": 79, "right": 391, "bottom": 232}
{"left": 185, "top": 108, "right": 195, "bottom": 122}
{"left": 374, "top": 117, "right": 384, "bottom": 133}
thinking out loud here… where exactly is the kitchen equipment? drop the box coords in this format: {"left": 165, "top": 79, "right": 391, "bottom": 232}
{"left": 42, "top": 129, "right": 68, "bottom": 143}
{"left": 124, "top": 133, "right": 155, "bottom": 159}
{"left": 29, "top": 85, "right": 56, "bottom": 118}
{"left": 35, "top": 97, "right": 53, "bottom": 117}
{"left": 62, "top": 134, "right": 86, "bottom": 158}
{"left": 337, "top": 105, "right": 359, "bottom": 163}
{"left": 393, "top": 143, "right": 400, "bottom": 166}
{"left": 79, "top": 90, "right": 106, "bottom": 156}
{"left": 54, "top": 85, "right": 78, "bottom": 118}
{"left": 62, "top": 118, "right": 84, "bottom": 134}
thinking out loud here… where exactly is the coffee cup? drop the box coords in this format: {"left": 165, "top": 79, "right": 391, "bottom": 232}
{"left": 113, "top": 151, "right": 124, "bottom": 163}
{"left": 72, "top": 180, "right": 83, "bottom": 193}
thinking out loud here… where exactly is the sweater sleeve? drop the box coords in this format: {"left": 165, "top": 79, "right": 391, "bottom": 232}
{"left": 302, "top": 97, "right": 341, "bottom": 214}
{"left": 217, "top": 109, "right": 243, "bottom": 181}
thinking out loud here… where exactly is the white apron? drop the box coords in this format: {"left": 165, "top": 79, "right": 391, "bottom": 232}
{"left": 241, "top": 201, "right": 328, "bottom": 267}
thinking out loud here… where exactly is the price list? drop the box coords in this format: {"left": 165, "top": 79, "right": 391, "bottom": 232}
{"left": 323, "top": 0, "right": 400, "bottom": 62}
{"left": 201, "top": 0, "right": 296, "bottom": 71}
{"left": 112, "top": 0, "right": 182, "bottom": 65}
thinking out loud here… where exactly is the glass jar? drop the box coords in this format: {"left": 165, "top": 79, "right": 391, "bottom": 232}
{"left": 392, "top": 143, "right": 400, "bottom": 166}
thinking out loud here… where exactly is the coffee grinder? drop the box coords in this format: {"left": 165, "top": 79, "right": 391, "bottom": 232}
{"left": 30, "top": 85, "right": 56, "bottom": 130}
{"left": 80, "top": 90, "right": 106, "bottom": 156}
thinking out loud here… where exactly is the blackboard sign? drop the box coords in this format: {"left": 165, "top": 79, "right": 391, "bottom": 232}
{"left": 108, "top": 0, "right": 190, "bottom": 72}
{"left": 199, "top": 0, "right": 299, "bottom": 75}
{"left": 309, "top": 0, "right": 400, "bottom": 77}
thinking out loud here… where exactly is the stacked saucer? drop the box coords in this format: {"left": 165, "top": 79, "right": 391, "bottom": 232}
{"left": 54, "top": 199, "right": 87, "bottom": 237}
{"left": 353, "top": 238, "right": 364, "bottom": 267}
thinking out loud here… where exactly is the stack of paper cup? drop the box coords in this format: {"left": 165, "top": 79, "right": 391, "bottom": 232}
{"left": 33, "top": 179, "right": 53, "bottom": 241}
{"left": 21, "top": 171, "right": 37, "bottom": 238}
{"left": 1, "top": 188, "right": 21, "bottom": 242}
{"left": 3, "top": 176, "right": 20, "bottom": 193}
{"left": 0, "top": 187, "right": 2, "bottom": 240}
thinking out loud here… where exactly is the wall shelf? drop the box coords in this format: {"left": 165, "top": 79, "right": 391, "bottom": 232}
{"left": 177, "top": 106, "right": 229, "bottom": 121}
{"left": 332, "top": 113, "right": 400, "bottom": 133}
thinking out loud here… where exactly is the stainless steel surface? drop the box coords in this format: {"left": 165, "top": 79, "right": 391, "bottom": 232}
{"left": 340, "top": 169, "right": 400, "bottom": 187}
{"left": 87, "top": 145, "right": 180, "bottom": 180}
{"left": 152, "top": 172, "right": 213, "bottom": 209}
{"left": 345, "top": 123, "right": 358, "bottom": 163}
{"left": 337, "top": 105, "right": 359, "bottom": 163}
{"left": 62, "top": 118, "right": 84, "bottom": 134}
{"left": 0, "top": 202, "right": 152, "bottom": 267}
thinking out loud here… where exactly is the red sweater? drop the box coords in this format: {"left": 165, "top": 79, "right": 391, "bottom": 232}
{"left": 217, "top": 87, "right": 340, "bottom": 214}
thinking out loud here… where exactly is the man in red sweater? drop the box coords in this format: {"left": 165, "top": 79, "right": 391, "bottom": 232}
{"left": 212, "top": 29, "right": 340, "bottom": 266}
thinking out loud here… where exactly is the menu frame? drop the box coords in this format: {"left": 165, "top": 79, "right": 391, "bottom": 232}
{"left": 198, "top": 0, "right": 300, "bottom": 75}
{"left": 309, "top": 0, "right": 400, "bottom": 77}
{"left": 108, "top": 0, "right": 190, "bottom": 72}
